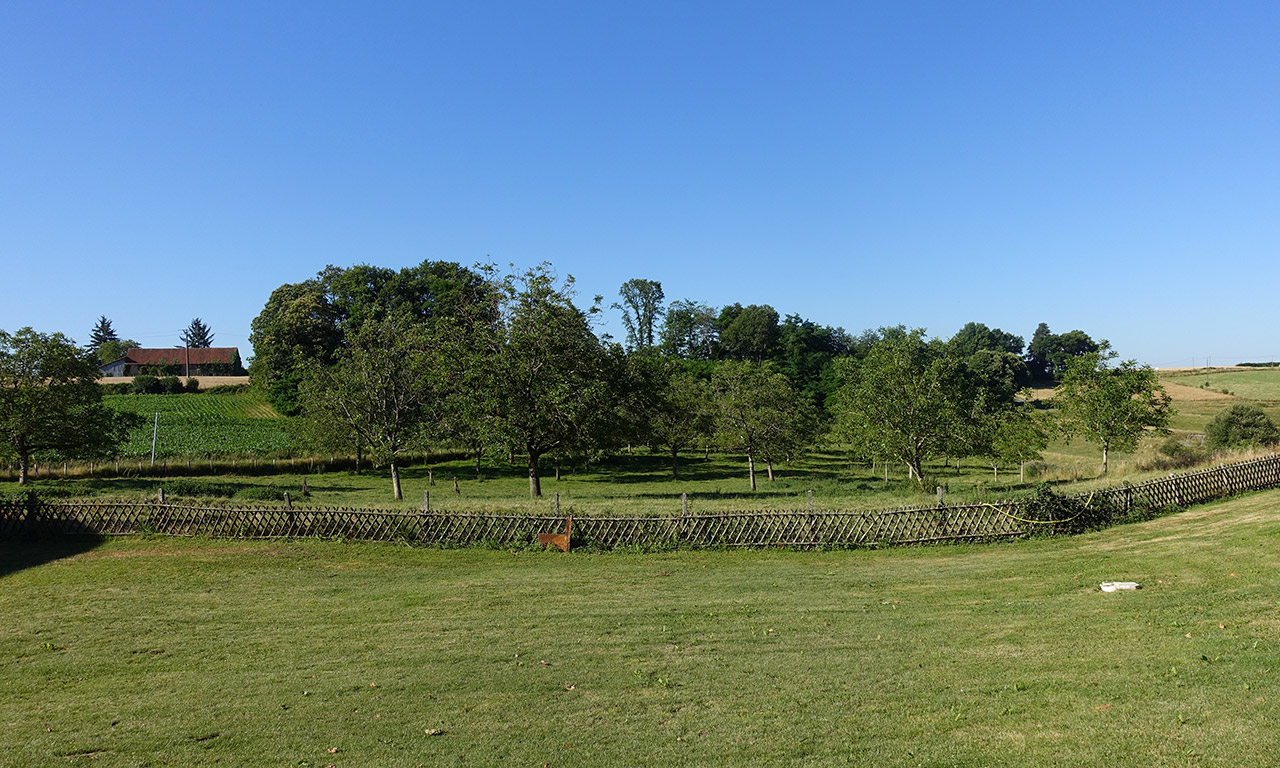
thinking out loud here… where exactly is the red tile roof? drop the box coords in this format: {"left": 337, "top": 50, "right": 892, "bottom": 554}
{"left": 124, "top": 348, "right": 239, "bottom": 365}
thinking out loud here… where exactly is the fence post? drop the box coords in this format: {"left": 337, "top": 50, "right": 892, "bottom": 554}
{"left": 554, "top": 492, "right": 560, "bottom": 516}
{"left": 158, "top": 487, "right": 165, "bottom": 504}
{"left": 808, "top": 489, "right": 814, "bottom": 513}
{"left": 284, "top": 492, "right": 292, "bottom": 509}
{"left": 424, "top": 490, "right": 430, "bottom": 512}
{"left": 681, "top": 492, "right": 688, "bottom": 516}
{"left": 1170, "top": 473, "right": 1181, "bottom": 506}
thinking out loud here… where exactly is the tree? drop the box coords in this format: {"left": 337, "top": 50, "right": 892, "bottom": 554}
{"left": 250, "top": 261, "right": 492, "bottom": 415}
{"left": 1054, "top": 349, "right": 1173, "bottom": 474}
{"left": 1205, "top": 404, "right": 1280, "bottom": 450}
{"left": 613, "top": 278, "right": 665, "bottom": 352}
{"left": 718, "top": 304, "right": 780, "bottom": 362}
{"left": 645, "top": 365, "right": 714, "bottom": 478}
{"left": 89, "top": 316, "right": 119, "bottom": 351}
{"left": 181, "top": 318, "right": 215, "bottom": 348}
{"left": 466, "top": 264, "right": 615, "bottom": 498}
{"left": 660, "top": 299, "right": 718, "bottom": 359}
{"left": 0, "top": 328, "right": 136, "bottom": 484}
{"left": 829, "top": 330, "right": 978, "bottom": 489}
{"left": 96, "top": 338, "right": 139, "bottom": 365}
{"left": 298, "top": 316, "right": 442, "bottom": 500}
{"left": 711, "top": 361, "right": 815, "bottom": 490}
{"left": 1025, "top": 323, "right": 1099, "bottom": 382}
{"left": 947, "top": 322, "right": 1023, "bottom": 358}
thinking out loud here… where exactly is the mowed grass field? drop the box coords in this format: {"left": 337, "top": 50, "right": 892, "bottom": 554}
{"left": 4, "top": 490, "right": 1280, "bottom": 767}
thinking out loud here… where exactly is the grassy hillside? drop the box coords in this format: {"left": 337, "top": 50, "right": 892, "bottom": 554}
{"left": 4, "top": 490, "right": 1279, "bottom": 766}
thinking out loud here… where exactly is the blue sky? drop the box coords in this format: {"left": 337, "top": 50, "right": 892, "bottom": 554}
{"left": 3, "top": 1, "right": 1278, "bottom": 367}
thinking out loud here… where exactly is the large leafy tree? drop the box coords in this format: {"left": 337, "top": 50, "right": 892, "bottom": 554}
{"left": 613, "top": 278, "right": 665, "bottom": 352}
{"left": 462, "top": 264, "right": 615, "bottom": 498}
{"left": 0, "top": 328, "right": 136, "bottom": 484}
{"left": 1054, "top": 348, "right": 1173, "bottom": 474}
{"left": 829, "top": 330, "right": 978, "bottom": 489}
{"left": 711, "top": 361, "right": 815, "bottom": 490}
{"left": 181, "top": 318, "right": 215, "bottom": 348}
{"left": 250, "top": 260, "right": 491, "bottom": 414}
{"left": 299, "top": 316, "right": 442, "bottom": 500}
{"left": 947, "top": 322, "right": 1024, "bottom": 358}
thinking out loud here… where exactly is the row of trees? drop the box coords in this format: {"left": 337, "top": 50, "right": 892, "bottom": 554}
{"left": 248, "top": 261, "right": 1173, "bottom": 500}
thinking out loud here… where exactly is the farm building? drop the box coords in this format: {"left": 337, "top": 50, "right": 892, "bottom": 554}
{"left": 99, "top": 347, "right": 245, "bottom": 377}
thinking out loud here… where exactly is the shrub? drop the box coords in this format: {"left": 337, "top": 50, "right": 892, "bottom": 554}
{"left": 184, "top": 377, "right": 201, "bottom": 393}
{"left": 100, "top": 382, "right": 132, "bottom": 395}
{"left": 1205, "top": 404, "right": 1280, "bottom": 450}
{"left": 131, "top": 375, "right": 162, "bottom": 395}
{"left": 1136, "top": 436, "right": 1207, "bottom": 471}
{"left": 160, "top": 376, "right": 184, "bottom": 395}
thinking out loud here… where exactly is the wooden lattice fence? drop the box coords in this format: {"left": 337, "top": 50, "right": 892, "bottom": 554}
{"left": 3, "top": 454, "right": 1278, "bottom": 550}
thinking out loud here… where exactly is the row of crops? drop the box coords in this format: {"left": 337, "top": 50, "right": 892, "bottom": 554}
{"left": 105, "top": 393, "right": 297, "bottom": 458}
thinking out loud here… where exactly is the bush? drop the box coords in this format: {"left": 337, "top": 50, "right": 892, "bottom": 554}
{"left": 100, "top": 382, "right": 132, "bottom": 395}
{"left": 1205, "top": 404, "right": 1280, "bottom": 450}
{"left": 159, "top": 376, "right": 183, "bottom": 395}
{"left": 184, "top": 377, "right": 201, "bottom": 393}
{"left": 131, "top": 375, "right": 162, "bottom": 395}
{"left": 1136, "top": 436, "right": 1207, "bottom": 471}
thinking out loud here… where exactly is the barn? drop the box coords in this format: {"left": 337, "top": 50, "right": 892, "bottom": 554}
{"left": 99, "top": 348, "right": 245, "bottom": 377}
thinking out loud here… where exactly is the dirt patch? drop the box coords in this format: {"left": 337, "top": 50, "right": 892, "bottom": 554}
{"left": 1160, "top": 381, "right": 1236, "bottom": 402}
{"left": 99, "top": 376, "right": 250, "bottom": 387}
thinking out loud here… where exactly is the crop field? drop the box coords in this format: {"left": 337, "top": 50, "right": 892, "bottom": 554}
{"left": 104, "top": 392, "right": 293, "bottom": 458}
{"left": 4, "top": 490, "right": 1280, "bottom": 766}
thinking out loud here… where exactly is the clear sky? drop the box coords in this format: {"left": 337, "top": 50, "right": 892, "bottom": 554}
{"left": 3, "top": 1, "right": 1278, "bottom": 367}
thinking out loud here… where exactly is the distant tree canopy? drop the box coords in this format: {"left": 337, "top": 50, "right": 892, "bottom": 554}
{"left": 251, "top": 258, "right": 1126, "bottom": 493}
{"left": 249, "top": 260, "right": 492, "bottom": 415}
{"left": 1026, "top": 323, "right": 1100, "bottom": 382}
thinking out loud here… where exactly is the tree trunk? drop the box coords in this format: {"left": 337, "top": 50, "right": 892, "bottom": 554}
{"left": 1102, "top": 443, "right": 1109, "bottom": 475}
{"left": 766, "top": 458, "right": 774, "bottom": 482}
{"left": 391, "top": 462, "right": 402, "bottom": 500}
{"left": 671, "top": 447, "right": 680, "bottom": 479}
{"left": 17, "top": 453, "right": 29, "bottom": 486}
{"left": 528, "top": 453, "right": 542, "bottom": 498}
{"left": 475, "top": 450, "right": 482, "bottom": 478}
{"left": 748, "top": 453, "right": 757, "bottom": 491}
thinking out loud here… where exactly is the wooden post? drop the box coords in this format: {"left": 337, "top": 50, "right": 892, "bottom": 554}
{"left": 936, "top": 486, "right": 943, "bottom": 506}
{"left": 681, "top": 492, "right": 688, "bottom": 516}
{"left": 555, "top": 492, "right": 560, "bottom": 515}
{"left": 453, "top": 476, "right": 460, "bottom": 494}
{"left": 150, "top": 412, "right": 159, "bottom": 467}
{"left": 158, "top": 487, "right": 165, "bottom": 504}
{"left": 428, "top": 469, "right": 434, "bottom": 486}
{"left": 301, "top": 477, "right": 308, "bottom": 495}
{"left": 284, "top": 491, "right": 292, "bottom": 509}
{"left": 808, "top": 489, "right": 814, "bottom": 513}
{"left": 424, "top": 490, "right": 430, "bottom": 512}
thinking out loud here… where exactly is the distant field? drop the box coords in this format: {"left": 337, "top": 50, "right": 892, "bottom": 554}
{"left": 99, "top": 375, "right": 251, "bottom": 388}
{"left": 105, "top": 391, "right": 293, "bottom": 458}
{"left": 5, "top": 491, "right": 1280, "bottom": 766}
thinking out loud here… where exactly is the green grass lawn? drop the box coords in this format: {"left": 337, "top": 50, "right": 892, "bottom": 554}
{"left": 4, "top": 490, "right": 1280, "bottom": 767}
{"left": 1159, "top": 368, "right": 1280, "bottom": 402}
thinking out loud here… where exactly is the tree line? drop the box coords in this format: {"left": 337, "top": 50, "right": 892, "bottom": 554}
{"left": 247, "top": 260, "right": 1175, "bottom": 499}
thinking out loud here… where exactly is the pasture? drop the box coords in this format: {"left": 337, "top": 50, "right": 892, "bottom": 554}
{"left": 4, "top": 490, "right": 1279, "bottom": 766}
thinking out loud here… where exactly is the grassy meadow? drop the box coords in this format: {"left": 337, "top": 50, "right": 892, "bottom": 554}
{"left": 4, "top": 489, "right": 1280, "bottom": 767}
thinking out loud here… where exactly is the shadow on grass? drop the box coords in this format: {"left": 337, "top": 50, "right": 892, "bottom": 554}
{"left": 0, "top": 535, "right": 106, "bottom": 579}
